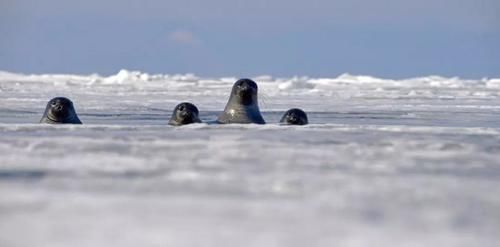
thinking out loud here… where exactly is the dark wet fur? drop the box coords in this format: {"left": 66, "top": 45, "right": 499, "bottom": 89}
{"left": 168, "top": 102, "right": 202, "bottom": 126}
{"left": 280, "top": 108, "right": 308, "bottom": 125}
{"left": 40, "top": 97, "right": 82, "bottom": 124}
{"left": 217, "top": 79, "right": 265, "bottom": 124}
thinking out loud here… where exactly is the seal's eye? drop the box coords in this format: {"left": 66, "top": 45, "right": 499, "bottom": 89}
{"left": 51, "top": 102, "right": 57, "bottom": 106}
{"left": 178, "top": 105, "right": 185, "bottom": 111}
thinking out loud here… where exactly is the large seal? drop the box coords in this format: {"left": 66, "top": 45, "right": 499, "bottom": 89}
{"left": 168, "top": 102, "right": 202, "bottom": 126}
{"left": 217, "top": 78, "right": 265, "bottom": 124}
{"left": 280, "top": 108, "right": 308, "bottom": 125}
{"left": 40, "top": 97, "right": 82, "bottom": 124}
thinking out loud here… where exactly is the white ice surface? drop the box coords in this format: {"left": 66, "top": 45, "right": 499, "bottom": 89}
{"left": 1, "top": 70, "right": 500, "bottom": 247}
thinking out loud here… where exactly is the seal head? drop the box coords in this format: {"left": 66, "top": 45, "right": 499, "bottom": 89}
{"left": 217, "top": 78, "right": 265, "bottom": 124}
{"left": 168, "top": 102, "right": 202, "bottom": 126}
{"left": 280, "top": 108, "right": 308, "bottom": 125}
{"left": 40, "top": 97, "right": 82, "bottom": 124}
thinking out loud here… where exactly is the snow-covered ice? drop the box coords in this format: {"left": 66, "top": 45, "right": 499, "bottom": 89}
{"left": 1, "top": 70, "right": 500, "bottom": 247}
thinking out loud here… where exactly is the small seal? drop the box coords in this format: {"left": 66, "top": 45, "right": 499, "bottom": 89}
{"left": 168, "top": 102, "right": 202, "bottom": 126}
{"left": 217, "top": 78, "right": 265, "bottom": 124}
{"left": 40, "top": 97, "right": 82, "bottom": 124}
{"left": 280, "top": 108, "right": 308, "bottom": 125}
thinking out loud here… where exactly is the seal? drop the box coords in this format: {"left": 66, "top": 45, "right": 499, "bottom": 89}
{"left": 280, "top": 108, "right": 308, "bottom": 125}
{"left": 217, "top": 78, "right": 265, "bottom": 124}
{"left": 168, "top": 102, "right": 202, "bottom": 126}
{"left": 40, "top": 97, "right": 82, "bottom": 124}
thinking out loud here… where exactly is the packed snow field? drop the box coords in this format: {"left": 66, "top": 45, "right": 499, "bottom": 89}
{"left": 1, "top": 70, "right": 500, "bottom": 247}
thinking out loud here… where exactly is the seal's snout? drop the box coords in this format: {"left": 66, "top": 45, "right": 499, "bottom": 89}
{"left": 235, "top": 81, "right": 257, "bottom": 105}
{"left": 51, "top": 98, "right": 68, "bottom": 111}
{"left": 177, "top": 104, "right": 192, "bottom": 119}
{"left": 239, "top": 84, "right": 250, "bottom": 91}
{"left": 50, "top": 99, "right": 65, "bottom": 112}
{"left": 180, "top": 110, "right": 191, "bottom": 118}
{"left": 237, "top": 86, "right": 252, "bottom": 96}
{"left": 54, "top": 104, "right": 63, "bottom": 111}
{"left": 234, "top": 79, "right": 258, "bottom": 95}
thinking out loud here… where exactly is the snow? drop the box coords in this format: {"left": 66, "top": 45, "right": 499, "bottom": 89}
{"left": 1, "top": 70, "right": 500, "bottom": 247}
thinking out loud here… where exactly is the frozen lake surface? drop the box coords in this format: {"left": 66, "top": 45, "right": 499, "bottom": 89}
{"left": 1, "top": 70, "right": 500, "bottom": 247}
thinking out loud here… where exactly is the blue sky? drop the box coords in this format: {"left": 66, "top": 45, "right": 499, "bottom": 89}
{"left": 1, "top": 0, "right": 499, "bottom": 78}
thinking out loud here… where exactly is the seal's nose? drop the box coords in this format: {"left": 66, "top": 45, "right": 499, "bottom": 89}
{"left": 180, "top": 110, "right": 191, "bottom": 118}
{"left": 54, "top": 104, "right": 63, "bottom": 111}
{"left": 238, "top": 85, "right": 253, "bottom": 96}
{"left": 289, "top": 116, "right": 297, "bottom": 123}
